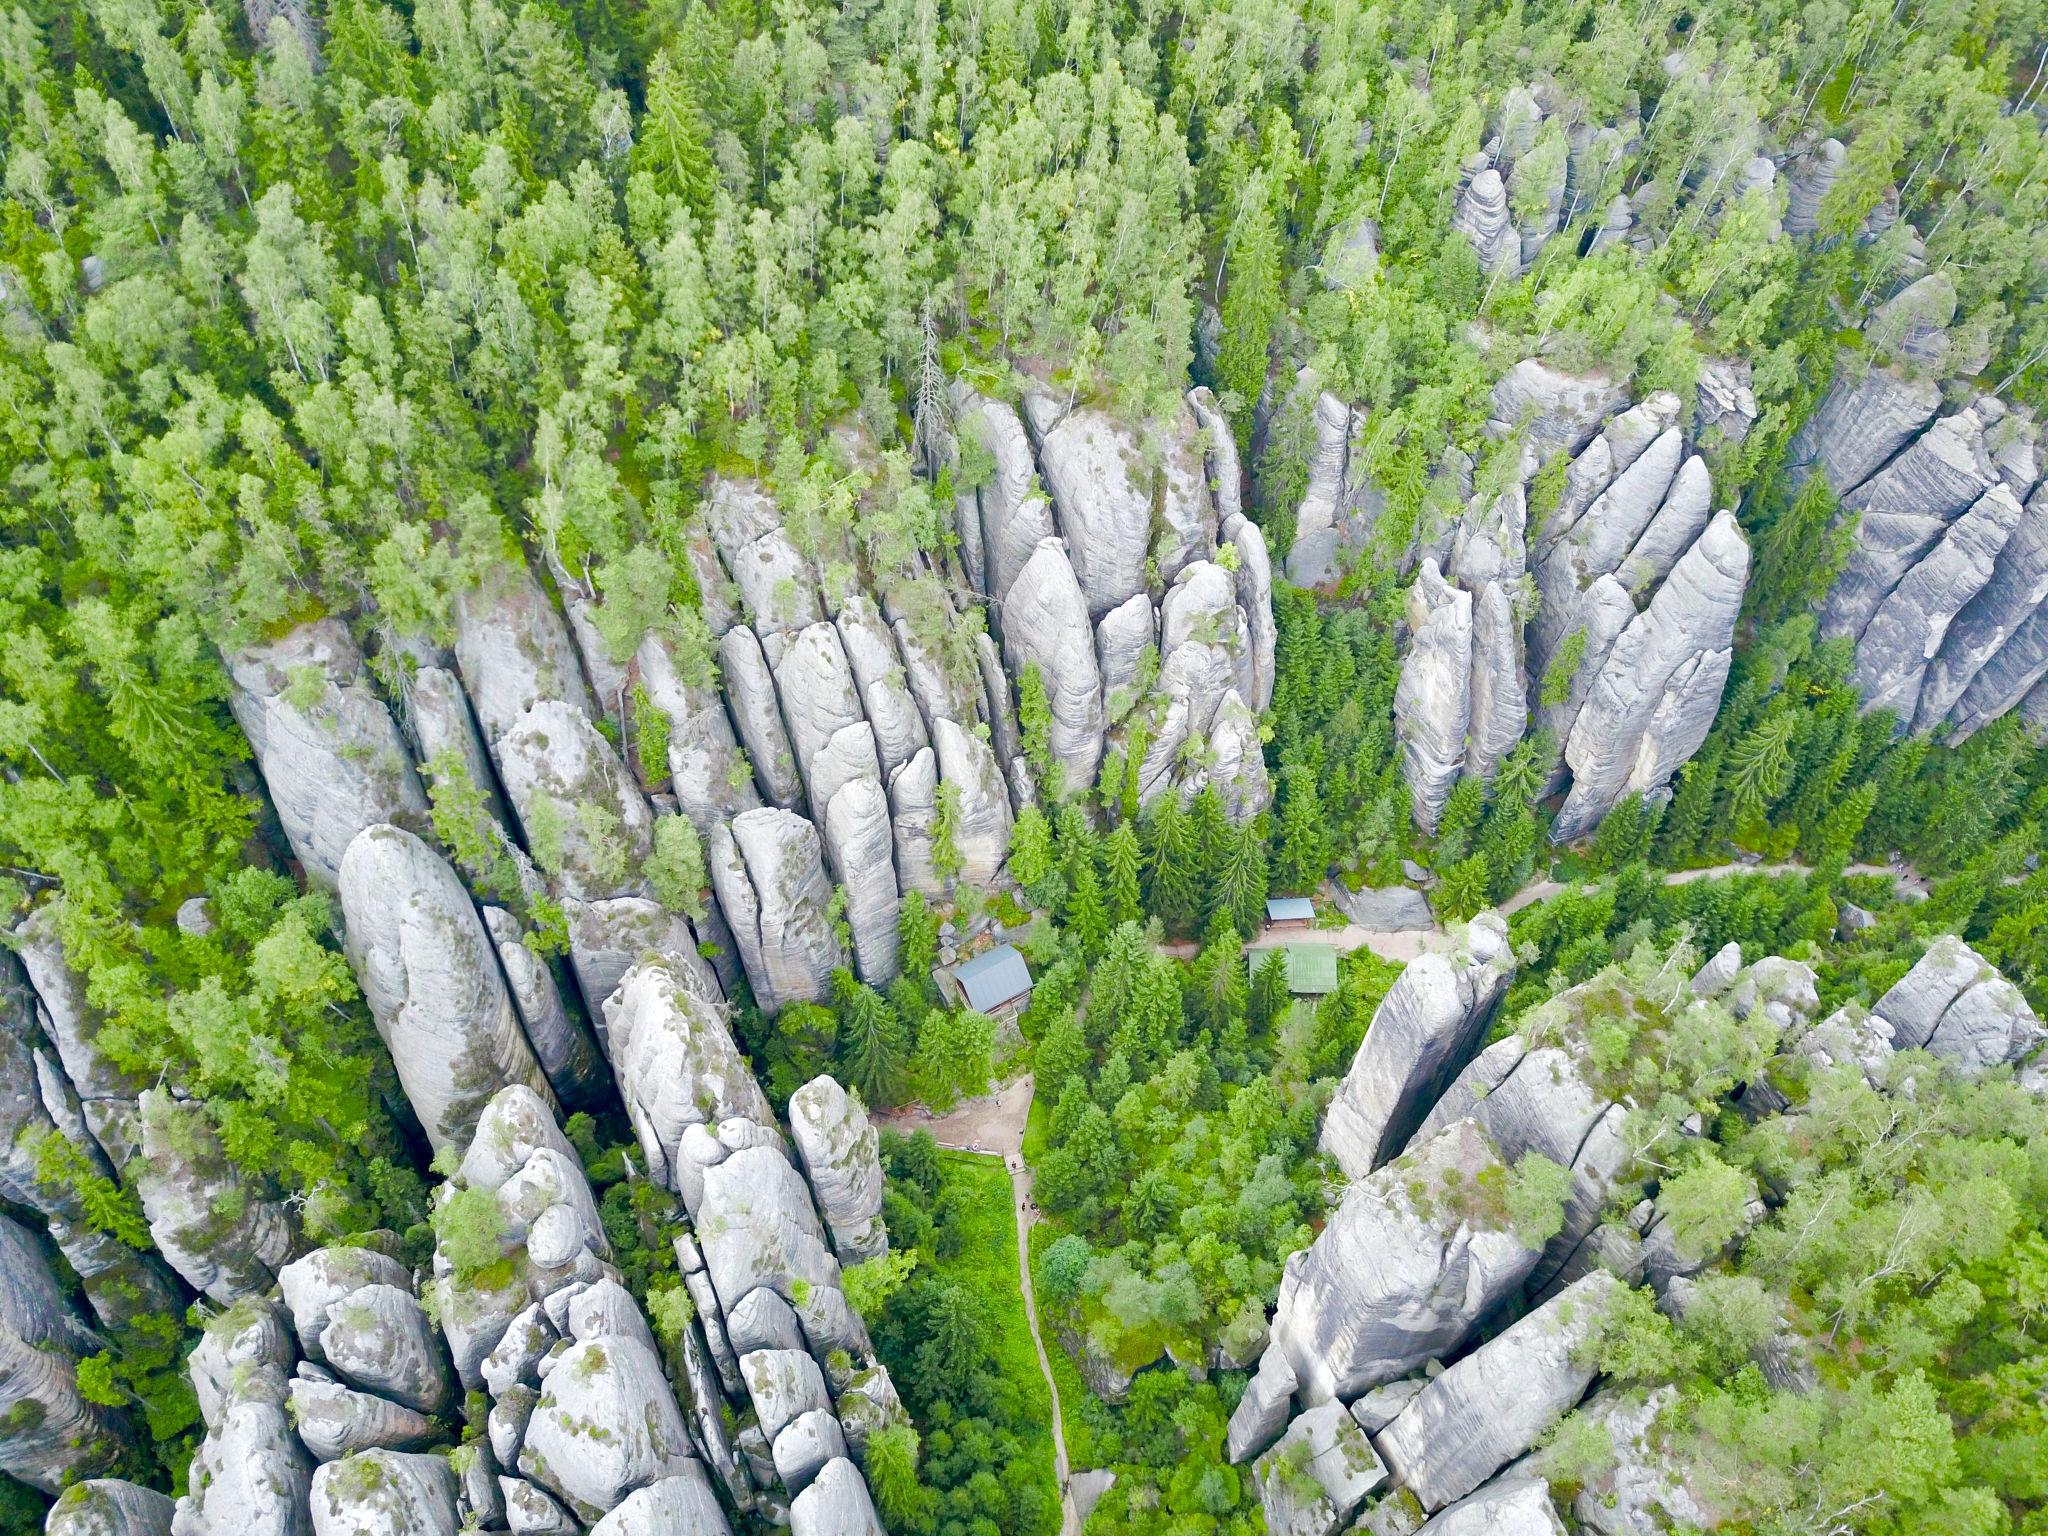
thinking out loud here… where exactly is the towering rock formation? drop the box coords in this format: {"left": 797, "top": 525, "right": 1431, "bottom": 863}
{"left": 228, "top": 619, "right": 430, "bottom": 891}
{"left": 1321, "top": 914, "right": 1515, "bottom": 1178}
{"left": 0, "top": 1214, "right": 134, "bottom": 1494}
{"left": 338, "top": 824, "right": 556, "bottom": 1152}
{"left": 788, "top": 1075, "right": 887, "bottom": 1263}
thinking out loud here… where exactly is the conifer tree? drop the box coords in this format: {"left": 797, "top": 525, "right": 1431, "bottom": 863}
{"left": 1103, "top": 821, "right": 1143, "bottom": 927}
{"left": 1144, "top": 794, "right": 1201, "bottom": 934}
{"left": 834, "top": 969, "right": 911, "bottom": 1108}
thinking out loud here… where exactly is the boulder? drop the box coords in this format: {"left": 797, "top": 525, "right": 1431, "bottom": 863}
{"left": 1022, "top": 394, "right": 1153, "bottom": 618}
{"left": 718, "top": 626, "right": 806, "bottom": 808}
{"left": 770, "top": 622, "right": 871, "bottom": 807}
{"left": 561, "top": 895, "right": 723, "bottom": 1032}
{"left": 998, "top": 539, "right": 1105, "bottom": 791}
{"left": 1322, "top": 913, "right": 1514, "bottom": 1177}
{"left": 1097, "top": 593, "right": 1159, "bottom": 718}
{"left": 278, "top": 1247, "right": 411, "bottom": 1361}
{"left": 1393, "top": 562, "right": 1473, "bottom": 833}
{"left": 309, "top": 1451, "right": 459, "bottom": 1536}
{"left": 1452, "top": 167, "right": 1517, "bottom": 275}
{"left": 227, "top": 619, "right": 430, "bottom": 890}
{"left": 1330, "top": 884, "right": 1435, "bottom": 932}
{"left": 886, "top": 748, "right": 941, "bottom": 896}
{"left": 500, "top": 1477, "right": 577, "bottom": 1535}
{"left": 519, "top": 1336, "right": 696, "bottom": 1518}
{"left": 176, "top": 1383, "right": 311, "bottom": 1536}
{"left": 727, "top": 1288, "right": 806, "bottom": 1355}
{"left": 1873, "top": 935, "right": 2046, "bottom": 1073}
{"left": 709, "top": 809, "right": 845, "bottom": 1011}
{"left": 1488, "top": 361, "right": 1625, "bottom": 464}
{"left": 1265, "top": 1120, "right": 1542, "bottom": 1410}
{"left": 1375, "top": 1272, "right": 1617, "bottom": 1511}
{"left": 603, "top": 962, "right": 774, "bottom": 1198}
{"left": 317, "top": 1283, "right": 452, "bottom": 1414}
{"left": 1223, "top": 515, "right": 1278, "bottom": 713}
{"left": 454, "top": 563, "right": 597, "bottom": 746}
{"left": 289, "top": 1377, "right": 439, "bottom": 1462}
{"left": 1787, "top": 364, "right": 1942, "bottom": 498}
{"left": 1226, "top": 1349, "right": 1299, "bottom": 1464}
{"left": 739, "top": 1349, "right": 832, "bottom": 1445}
{"left": 1200, "top": 690, "right": 1274, "bottom": 823}
{"left": 789, "top": 1458, "right": 886, "bottom": 1536}
{"left": 585, "top": 1471, "right": 731, "bottom": 1536}
{"left": 339, "top": 824, "right": 555, "bottom": 1151}
{"left": 1569, "top": 1389, "right": 1710, "bottom": 1535}
{"left": 1252, "top": 1402, "right": 1388, "bottom": 1536}
{"left": 187, "top": 1297, "right": 293, "bottom": 1432}
{"left": 1417, "top": 1476, "right": 1567, "bottom": 1535}
{"left": 46, "top": 1481, "right": 176, "bottom": 1536}
{"left": 0, "top": 1218, "right": 129, "bottom": 1494}
{"left": 133, "top": 1089, "right": 294, "bottom": 1304}
{"left": 773, "top": 1408, "right": 849, "bottom": 1495}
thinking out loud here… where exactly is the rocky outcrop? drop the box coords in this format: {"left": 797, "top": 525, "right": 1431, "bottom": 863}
{"left": 1392, "top": 563, "right": 1472, "bottom": 832}
{"left": 709, "top": 809, "right": 845, "bottom": 1011}
{"left": 999, "top": 539, "right": 1105, "bottom": 791}
{"left": 1022, "top": 394, "right": 1159, "bottom": 618}
{"left": 719, "top": 626, "right": 805, "bottom": 809}
{"left": 339, "top": 824, "right": 554, "bottom": 1152}
{"left": 454, "top": 563, "right": 598, "bottom": 747}
{"left": 1489, "top": 361, "right": 1627, "bottom": 465}
{"left": 228, "top": 620, "right": 430, "bottom": 890}
{"left": 788, "top": 1075, "right": 886, "bottom": 1263}
{"left": 520, "top": 1336, "right": 696, "bottom": 1518}
{"left": 630, "top": 633, "right": 759, "bottom": 831}
{"left": 1870, "top": 934, "right": 2046, "bottom": 1073}
{"left": 1252, "top": 1119, "right": 1543, "bottom": 1424}
{"left": 133, "top": 1089, "right": 295, "bottom": 1304}
{"left": 790, "top": 1458, "right": 886, "bottom": 1536}
{"left": 1374, "top": 1272, "right": 1616, "bottom": 1511}
{"left": 1554, "top": 511, "right": 1748, "bottom": 841}
{"left": 602, "top": 962, "right": 775, "bottom": 1196}
{"left": 0, "top": 1215, "right": 132, "bottom": 1494}
{"left": 175, "top": 1299, "right": 313, "bottom": 1536}
{"left": 479, "top": 907, "right": 607, "bottom": 1109}
{"left": 1284, "top": 384, "right": 1360, "bottom": 586}
{"left": 1913, "top": 486, "right": 2048, "bottom": 735}
{"left": 1783, "top": 137, "right": 1844, "bottom": 237}
{"left": 1252, "top": 1401, "right": 1387, "bottom": 1536}
{"left": 585, "top": 1472, "right": 731, "bottom": 1536}
{"left": 1321, "top": 914, "right": 1513, "bottom": 1178}
{"left": 45, "top": 1480, "right": 176, "bottom": 1536}
{"left": 13, "top": 902, "right": 149, "bottom": 1168}
{"left": 954, "top": 388, "right": 1056, "bottom": 602}
{"left": 1418, "top": 1475, "right": 1568, "bottom": 1535}
{"left": 0, "top": 953, "right": 181, "bottom": 1329}
{"left": 308, "top": 1452, "right": 458, "bottom": 1536}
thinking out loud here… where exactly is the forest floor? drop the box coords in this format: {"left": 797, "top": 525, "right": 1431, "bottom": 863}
{"left": 877, "top": 1076, "right": 1082, "bottom": 1536}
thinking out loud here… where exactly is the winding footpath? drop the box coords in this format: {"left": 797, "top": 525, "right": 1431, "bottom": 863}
{"left": 876, "top": 1075, "right": 1083, "bottom": 1536}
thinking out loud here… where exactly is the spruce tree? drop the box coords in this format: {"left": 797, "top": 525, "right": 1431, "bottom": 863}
{"left": 635, "top": 49, "right": 717, "bottom": 212}
{"left": 834, "top": 969, "right": 911, "bottom": 1107}
{"left": 1103, "top": 821, "right": 1143, "bottom": 926}
{"left": 1144, "top": 794, "right": 1201, "bottom": 934}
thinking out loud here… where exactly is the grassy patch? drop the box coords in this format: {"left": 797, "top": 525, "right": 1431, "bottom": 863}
{"left": 932, "top": 1151, "right": 1059, "bottom": 1490}
{"left": 1021, "top": 1090, "right": 1052, "bottom": 1163}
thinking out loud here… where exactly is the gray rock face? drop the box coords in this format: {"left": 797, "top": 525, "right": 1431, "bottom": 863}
{"left": 0, "top": 957, "right": 179, "bottom": 1329}
{"left": 955, "top": 388, "right": 1055, "bottom": 601}
{"left": 317, "top": 1283, "right": 452, "bottom": 1415}
{"left": 703, "top": 479, "right": 824, "bottom": 636}
{"left": 289, "top": 1377, "right": 439, "bottom": 1462}
{"left": 1264, "top": 1120, "right": 1542, "bottom": 1411}
{"left": 770, "top": 622, "right": 871, "bottom": 807}
{"left": 1569, "top": 1389, "right": 1708, "bottom": 1536}
{"left": 1489, "top": 361, "right": 1626, "bottom": 464}
{"left": 789, "top": 1457, "right": 886, "bottom": 1536}
{"left": 631, "top": 633, "right": 759, "bottom": 831}
{"left": 603, "top": 962, "right": 774, "bottom": 1197}
{"left": 822, "top": 772, "right": 902, "bottom": 985}
{"left": 1252, "top": 1402, "right": 1388, "bottom": 1536}
{"left": 455, "top": 564, "right": 598, "bottom": 747}
{"left": 1226, "top": 1349, "right": 1299, "bottom": 1463}
{"left": 1286, "top": 386, "right": 1357, "bottom": 587}
{"left": 278, "top": 1247, "right": 409, "bottom": 1360}
{"left": 1223, "top": 515, "right": 1278, "bottom": 713}
{"left": 773, "top": 1408, "right": 849, "bottom": 1495}
{"left": 789, "top": 1075, "right": 887, "bottom": 1263}
{"left": 709, "top": 809, "right": 845, "bottom": 1011}
{"left": 835, "top": 596, "right": 929, "bottom": 777}
{"left": 46, "top": 1480, "right": 176, "bottom": 1536}
{"left": 1788, "top": 365, "right": 1942, "bottom": 498}
{"left": 1914, "top": 487, "right": 2048, "bottom": 735}
{"left": 480, "top": 907, "right": 606, "bottom": 1109}
{"left": 133, "top": 1089, "right": 294, "bottom": 1304}
{"left": 1321, "top": 914, "right": 1514, "bottom": 1178}
{"left": 0, "top": 1217, "right": 129, "bottom": 1494}
{"left": 1873, "top": 935, "right": 2047, "bottom": 1073}
{"left": 228, "top": 619, "right": 430, "bottom": 890}
{"left": 520, "top": 1335, "right": 696, "bottom": 1518}
{"left": 999, "top": 539, "right": 1105, "bottom": 791}
{"left": 1851, "top": 484, "right": 2024, "bottom": 721}
{"left": 585, "top": 1471, "right": 731, "bottom": 1536}
{"left": 1453, "top": 168, "right": 1517, "bottom": 276}
{"left": 1375, "top": 1272, "right": 1617, "bottom": 1511}
{"left": 697, "top": 1150, "right": 842, "bottom": 1329}
{"left": 1783, "top": 137, "right": 1844, "bottom": 236}
{"left": 494, "top": 700, "right": 652, "bottom": 902}
{"left": 407, "top": 663, "right": 508, "bottom": 820}
{"left": 561, "top": 895, "right": 722, "bottom": 1032}
{"left": 309, "top": 1452, "right": 458, "bottom": 1536}
{"left": 719, "top": 626, "right": 805, "bottom": 809}
{"left": 339, "top": 824, "right": 555, "bottom": 1151}
{"left": 1465, "top": 582, "right": 1527, "bottom": 780}
{"left": 1555, "top": 511, "right": 1748, "bottom": 841}
{"left": 932, "top": 718, "right": 1012, "bottom": 885}
{"left": 740, "top": 1348, "right": 832, "bottom": 1445}
{"left": 886, "top": 748, "right": 941, "bottom": 896}
{"left": 14, "top": 904, "right": 148, "bottom": 1169}
{"left": 1417, "top": 1476, "right": 1567, "bottom": 1535}
{"left": 176, "top": 1301, "right": 311, "bottom": 1536}
{"left": 1022, "top": 395, "right": 1155, "bottom": 618}
{"left": 1097, "top": 593, "right": 1159, "bottom": 719}
{"left": 1330, "top": 884, "right": 1436, "bottom": 932}
{"left": 1393, "top": 563, "right": 1473, "bottom": 833}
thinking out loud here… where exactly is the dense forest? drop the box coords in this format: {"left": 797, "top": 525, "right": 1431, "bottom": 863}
{"left": 1, "top": 0, "right": 2046, "bottom": 1531}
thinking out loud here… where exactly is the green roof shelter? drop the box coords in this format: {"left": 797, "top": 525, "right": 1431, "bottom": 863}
{"left": 1248, "top": 943, "right": 1340, "bottom": 996}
